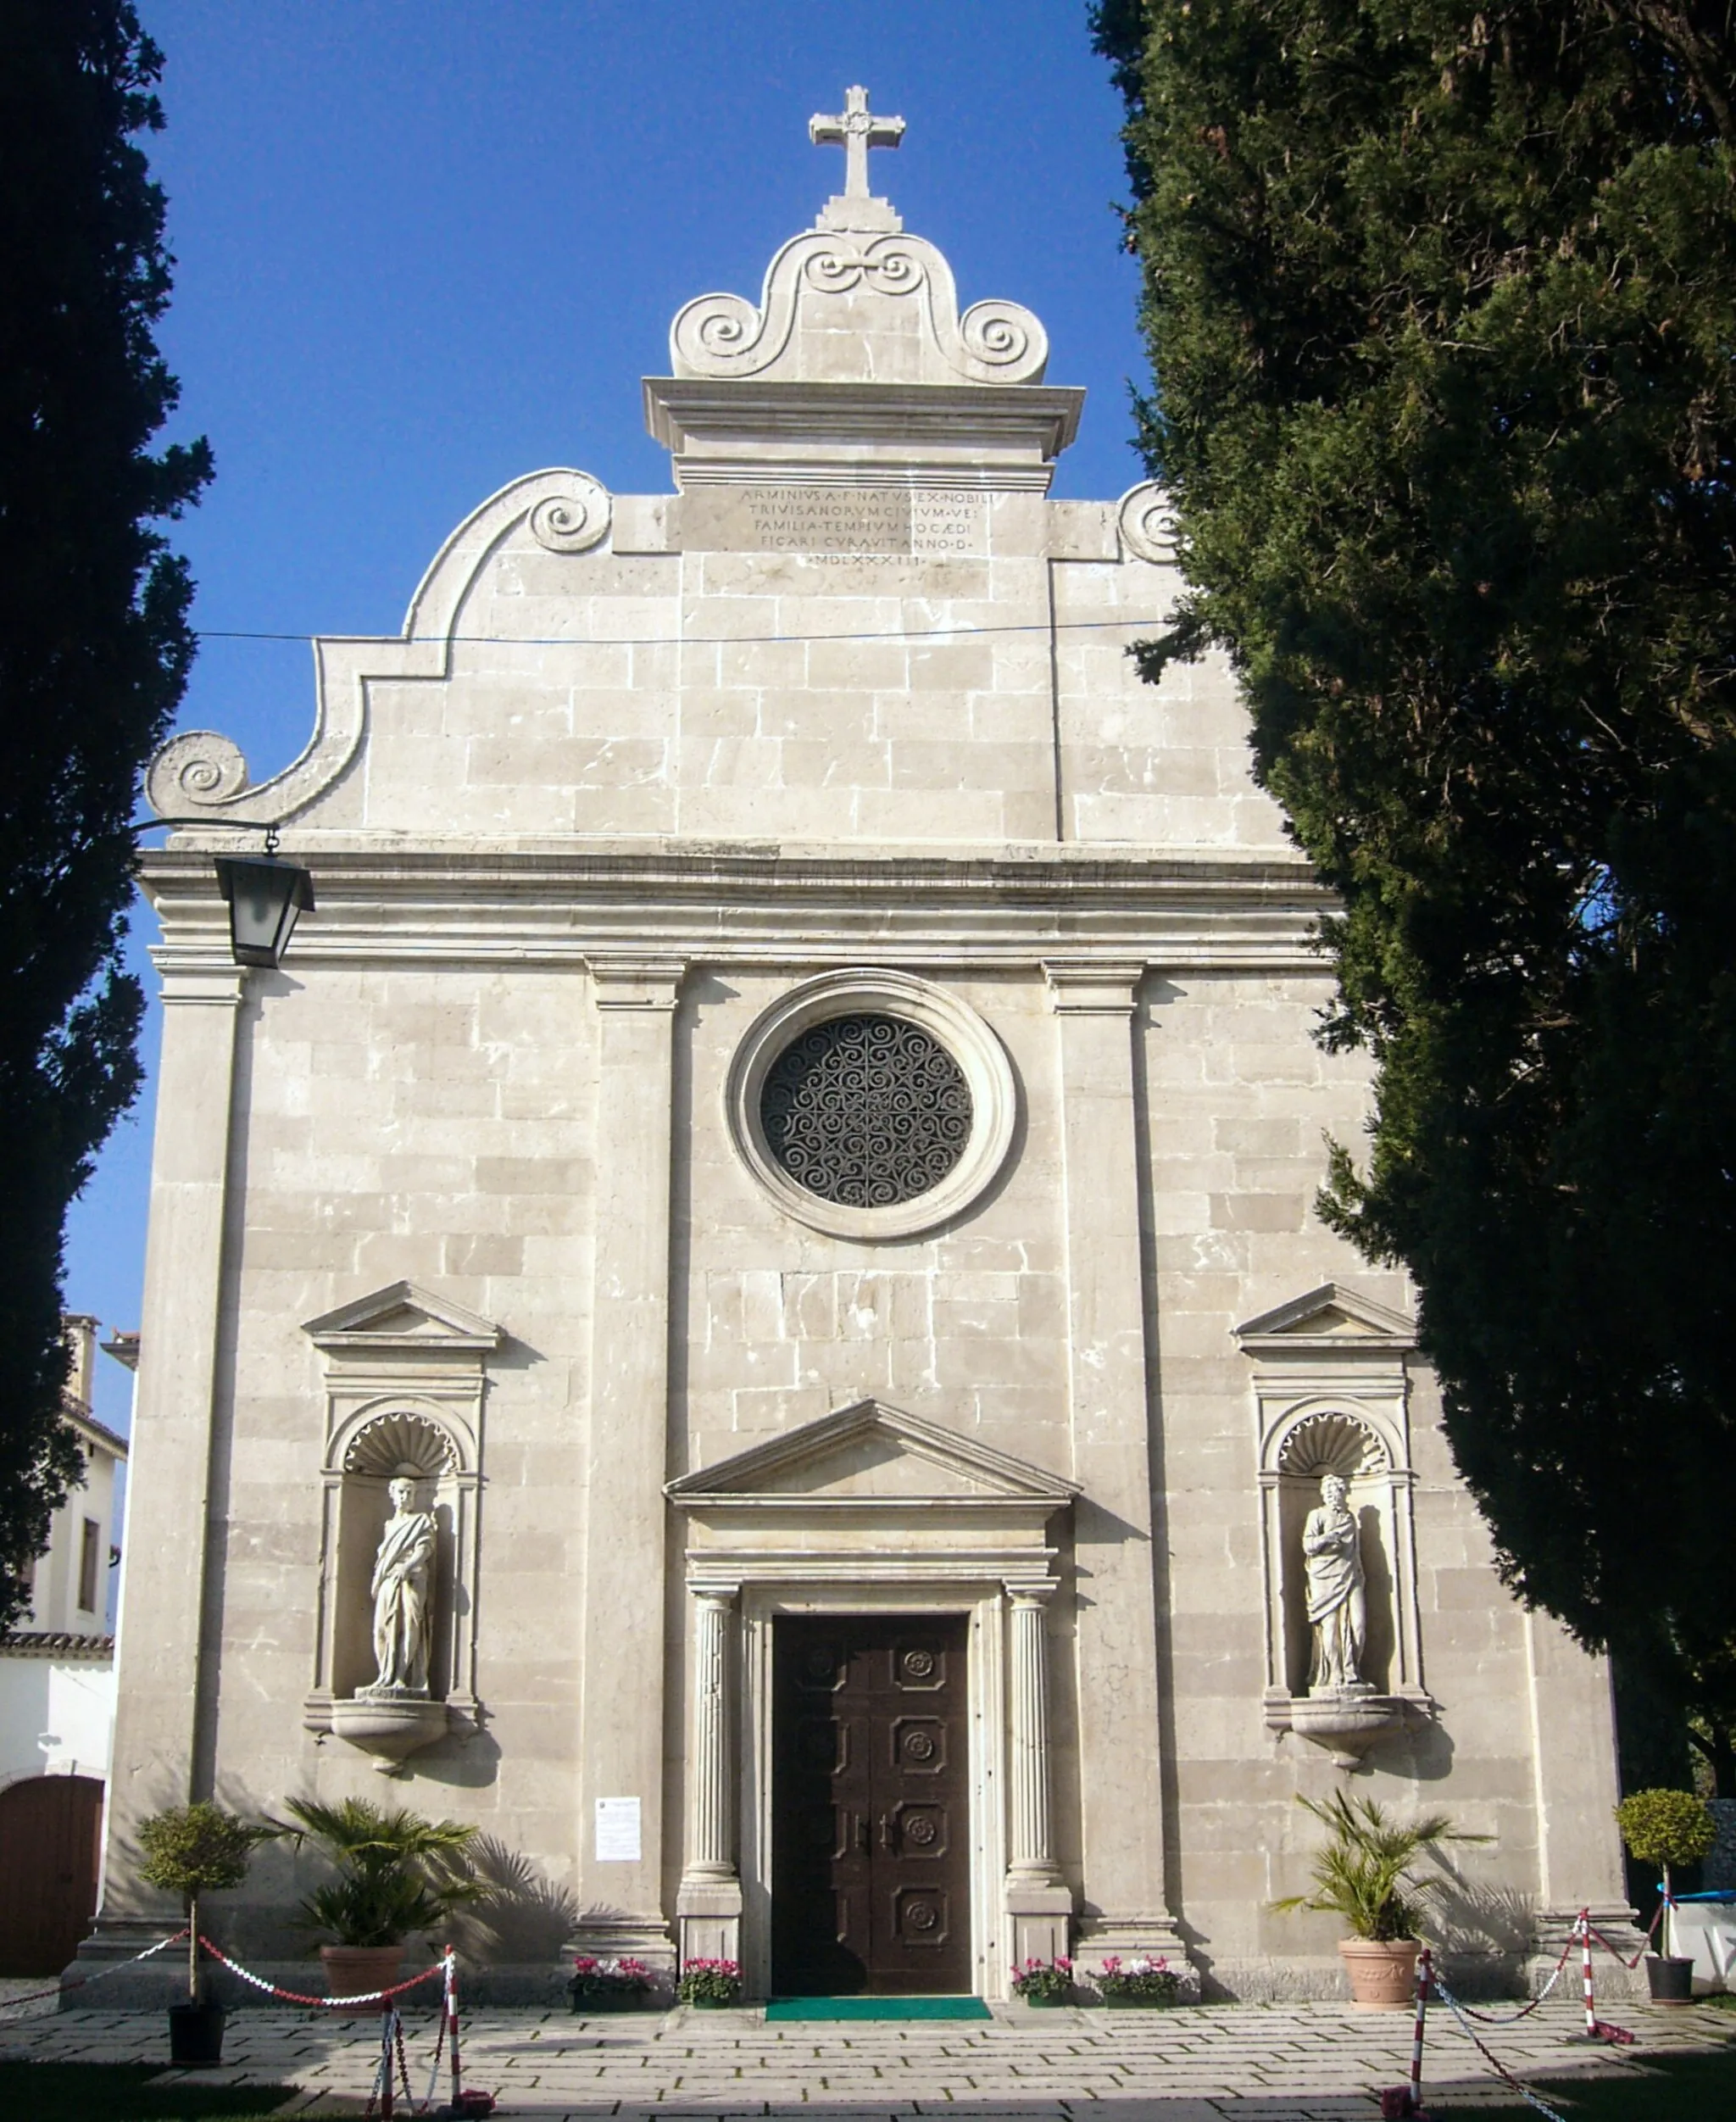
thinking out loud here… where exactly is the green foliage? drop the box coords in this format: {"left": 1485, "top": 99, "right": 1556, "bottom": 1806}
{"left": 1615, "top": 1786, "right": 1717, "bottom": 1874}
{"left": 1094, "top": 2, "right": 1736, "bottom": 1773}
{"left": 675, "top": 1957, "right": 742, "bottom": 2004}
{"left": 0, "top": 2, "right": 210, "bottom": 1627}
{"left": 136, "top": 1802, "right": 275, "bottom": 1903}
{"left": 136, "top": 1802, "right": 275, "bottom": 1998}
{"left": 279, "top": 1796, "right": 481, "bottom": 1950}
{"left": 1271, "top": 1791, "right": 1481, "bottom": 1941}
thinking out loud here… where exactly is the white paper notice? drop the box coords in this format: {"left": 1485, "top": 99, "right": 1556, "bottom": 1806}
{"left": 594, "top": 1796, "right": 642, "bottom": 1863}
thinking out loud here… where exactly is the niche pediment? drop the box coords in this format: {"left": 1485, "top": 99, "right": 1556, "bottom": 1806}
{"left": 666, "top": 1399, "right": 1077, "bottom": 1512}
{"left": 1234, "top": 1283, "right": 1416, "bottom": 1355}
{"left": 303, "top": 1280, "right": 502, "bottom": 1356}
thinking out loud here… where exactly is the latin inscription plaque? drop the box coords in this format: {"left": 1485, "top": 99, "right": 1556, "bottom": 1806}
{"left": 682, "top": 486, "right": 986, "bottom": 558}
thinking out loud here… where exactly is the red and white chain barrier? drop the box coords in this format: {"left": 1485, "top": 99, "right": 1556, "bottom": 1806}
{"left": 1426, "top": 1958, "right": 1573, "bottom": 2122}
{"left": 1379, "top": 1913, "right": 1657, "bottom": 2121}
{"left": 0, "top": 1926, "right": 190, "bottom": 2013}
{"left": 196, "top": 1935, "right": 446, "bottom": 2010}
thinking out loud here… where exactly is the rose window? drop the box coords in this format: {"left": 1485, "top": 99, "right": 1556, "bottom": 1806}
{"left": 758, "top": 1014, "right": 973, "bottom": 1207}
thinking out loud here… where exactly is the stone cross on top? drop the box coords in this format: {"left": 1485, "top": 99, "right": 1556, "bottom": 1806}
{"left": 810, "top": 86, "right": 905, "bottom": 233}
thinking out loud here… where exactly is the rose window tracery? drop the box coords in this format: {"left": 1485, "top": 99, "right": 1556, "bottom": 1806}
{"left": 758, "top": 1014, "right": 972, "bottom": 1207}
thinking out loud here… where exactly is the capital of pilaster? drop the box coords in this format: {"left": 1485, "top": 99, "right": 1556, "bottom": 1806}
{"left": 688, "top": 1581, "right": 741, "bottom": 1608}
{"left": 157, "top": 963, "right": 248, "bottom": 1009}
{"left": 1005, "top": 1582, "right": 1055, "bottom": 1609}
{"left": 1042, "top": 960, "right": 1147, "bottom": 1016}
{"left": 587, "top": 955, "right": 687, "bottom": 1012}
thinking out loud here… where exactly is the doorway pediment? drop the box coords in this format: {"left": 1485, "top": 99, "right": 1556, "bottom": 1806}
{"left": 668, "top": 1401, "right": 1075, "bottom": 1590}
{"left": 666, "top": 1399, "right": 1078, "bottom": 1512}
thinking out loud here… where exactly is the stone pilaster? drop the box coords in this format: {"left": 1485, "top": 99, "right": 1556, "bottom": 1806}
{"left": 81, "top": 961, "right": 245, "bottom": 1975}
{"left": 676, "top": 1584, "right": 743, "bottom": 1964}
{"left": 1004, "top": 1584, "right": 1072, "bottom": 1963}
{"left": 1043, "top": 961, "right": 1183, "bottom": 1963}
{"left": 570, "top": 955, "right": 686, "bottom": 1967}
{"left": 1524, "top": 1610, "right": 1646, "bottom": 1983}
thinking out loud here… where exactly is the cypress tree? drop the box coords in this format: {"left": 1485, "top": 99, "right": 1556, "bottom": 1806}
{"left": 0, "top": 1, "right": 210, "bottom": 1624}
{"left": 1094, "top": 0, "right": 1736, "bottom": 1786}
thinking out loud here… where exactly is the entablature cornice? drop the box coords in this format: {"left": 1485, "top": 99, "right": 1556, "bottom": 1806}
{"left": 138, "top": 844, "right": 1334, "bottom": 973}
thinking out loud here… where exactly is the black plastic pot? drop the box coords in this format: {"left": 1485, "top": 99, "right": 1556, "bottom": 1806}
{"left": 168, "top": 1999, "right": 226, "bottom": 2064}
{"left": 569, "top": 1986, "right": 652, "bottom": 2013}
{"left": 1644, "top": 1953, "right": 1695, "bottom": 2002}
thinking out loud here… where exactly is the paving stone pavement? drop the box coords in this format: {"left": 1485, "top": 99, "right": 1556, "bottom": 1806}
{"left": 1, "top": 1988, "right": 1733, "bottom": 2117}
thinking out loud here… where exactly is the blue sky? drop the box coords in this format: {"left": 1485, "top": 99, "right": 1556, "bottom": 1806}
{"left": 67, "top": 0, "right": 1149, "bottom": 1431}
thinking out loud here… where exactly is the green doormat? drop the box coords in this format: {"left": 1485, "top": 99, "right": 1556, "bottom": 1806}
{"left": 765, "top": 1996, "right": 991, "bottom": 2020}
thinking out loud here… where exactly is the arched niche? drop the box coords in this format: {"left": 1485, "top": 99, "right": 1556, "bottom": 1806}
{"left": 1234, "top": 1285, "right": 1431, "bottom": 1731}
{"left": 320, "top": 1406, "right": 470, "bottom": 1708}
{"left": 1270, "top": 1407, "right": 1399, "bottom": 1697}
{"left": 301, "top": 1282, "right": 499, "bottom": 1745}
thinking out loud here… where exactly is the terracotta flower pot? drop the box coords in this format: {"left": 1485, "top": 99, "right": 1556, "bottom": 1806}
{"left": 1337, "top": 1937, "right": 1421, "bottom": 2008}
{"left": 320, "top": 1942, "right": 406, "bottom": 2000}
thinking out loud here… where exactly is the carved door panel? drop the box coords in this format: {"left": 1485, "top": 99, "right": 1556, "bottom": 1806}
{"left": 771, "top": 1614, "right": 971, "bottom": 1995}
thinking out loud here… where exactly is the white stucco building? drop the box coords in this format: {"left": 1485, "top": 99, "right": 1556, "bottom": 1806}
{"left": 2, "top": 1317, "right": 128, "bottom": 1974}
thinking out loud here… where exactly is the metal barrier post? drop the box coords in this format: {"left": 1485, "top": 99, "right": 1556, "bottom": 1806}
{"left": 379, "top": 2002, "right": 394, "bottom": 2121}
{"left": 448, "top": 1948, "right": 463, "bottom": 2114}
{"left": 1410, "top": 1947, "right": 1429, "bottom": 2106}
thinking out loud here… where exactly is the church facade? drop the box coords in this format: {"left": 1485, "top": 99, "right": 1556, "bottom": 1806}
{"left": 90, "top": 96, "right": 1635, "bottom": 2002}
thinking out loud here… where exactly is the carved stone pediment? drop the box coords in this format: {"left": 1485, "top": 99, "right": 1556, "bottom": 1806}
{"left": 1233, "top": 1283, "right": 1416, "bottom": 1354}
{"left": 303, "top": 1280, "right": 502, "bottom": 1354}
{"left": 667, "top": 1401, "right": 1076, "bottom": 1591}
{"left": 666, "top": 1398, "right": 1077, "bottom": 1512}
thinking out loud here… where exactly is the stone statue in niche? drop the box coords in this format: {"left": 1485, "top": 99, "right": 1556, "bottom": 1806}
{"left": 1303, "top": 1473, "right": 1368, "bottom": 1693}
{"left": 362, "top": 1475, "right": 436, "bottom": 1697}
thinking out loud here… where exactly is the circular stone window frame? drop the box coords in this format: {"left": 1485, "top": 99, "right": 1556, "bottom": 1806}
{"left": 725, "top": 969, "right": 1018, "bottom": 1241}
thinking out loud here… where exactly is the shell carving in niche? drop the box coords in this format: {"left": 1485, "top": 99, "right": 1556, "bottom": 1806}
{"left": 1276, "top": 1411, "right": 1386, "bottom": 1481}
{"left": 343, "top": 1410, "right": 457, "bottom": 1479}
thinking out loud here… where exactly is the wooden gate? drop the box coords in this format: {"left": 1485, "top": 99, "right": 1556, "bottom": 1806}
{"left": 0, "top": 1776, "right": 104, "bottom": 1975}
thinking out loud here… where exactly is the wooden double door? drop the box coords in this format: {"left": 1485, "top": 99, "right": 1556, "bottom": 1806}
{"left": 771, "top": 1613, "right": 971, "bottom": 1996}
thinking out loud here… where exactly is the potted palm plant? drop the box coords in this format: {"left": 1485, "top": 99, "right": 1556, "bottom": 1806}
{"left": 136, "top": 1801, "right": 279, "bottom": 2065}
{"left": 1272, "top": 1791, "right": 1484, "bottom": 2008}
{"left": 1615, "top": 1787, "right": 1716, "bottom": 2002}
{"left": 279, "top": 1795, "right": 481, "bottom": 1998}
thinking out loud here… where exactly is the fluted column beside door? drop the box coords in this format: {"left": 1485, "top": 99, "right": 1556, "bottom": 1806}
{"left": 1008, "top": 1589, "right": 1061, "bottom": 1880}
{"left": 677, "top": 1584, "right": 743, "bottom": 1963}
{"left": 1004, "top": 1582, "right": 1072, "bottom": 1963}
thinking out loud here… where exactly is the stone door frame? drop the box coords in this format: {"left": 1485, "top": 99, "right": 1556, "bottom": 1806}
{"left": 665, "top": 1398, "right": 1078, "bottom": 2002}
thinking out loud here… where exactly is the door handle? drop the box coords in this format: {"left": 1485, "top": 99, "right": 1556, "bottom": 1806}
{"left": 855, "top": 1815, "right": 870, "bottom": 1854}
{"left": 879, "top": 1813, "right": 893, "bottom": 1852}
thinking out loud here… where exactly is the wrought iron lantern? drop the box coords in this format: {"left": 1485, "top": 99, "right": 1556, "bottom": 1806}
{"left": 139, "top": 817, "right": 316, "bottom": 970}
{"left": 213, "top": 846, "right": 315, "bottom": 968}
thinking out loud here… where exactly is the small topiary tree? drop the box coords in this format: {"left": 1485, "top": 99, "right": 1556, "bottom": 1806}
{"left": 137, "top": 1801, "right": 278, "bottom": 2002}
{"left": 1615, "top": 1788, "right": 1717, "bottom": 1958}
